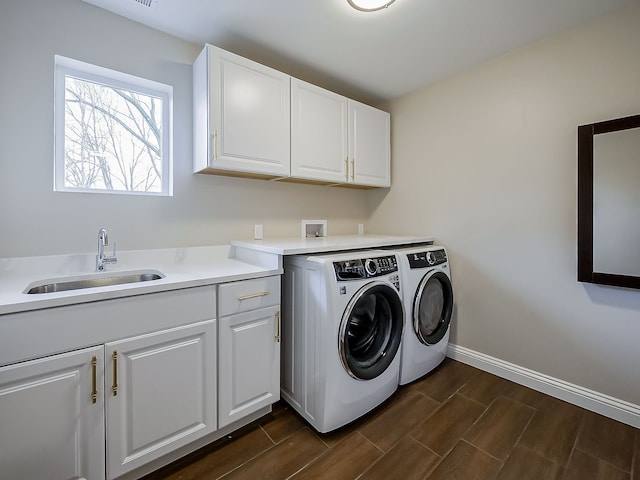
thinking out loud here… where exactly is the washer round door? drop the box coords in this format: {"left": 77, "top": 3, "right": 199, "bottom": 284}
{"left": 413, "top": 270, "right": 453, "bottom": 345}
{"left": 339, "top": 281, "right": 404, "bottom": 380}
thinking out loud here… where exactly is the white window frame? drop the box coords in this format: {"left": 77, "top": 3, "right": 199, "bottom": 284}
{"left": 54, "top": 55, "right": 173, "bottom": 196}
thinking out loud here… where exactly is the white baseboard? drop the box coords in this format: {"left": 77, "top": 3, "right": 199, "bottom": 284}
{"left": 447, "top": 344, "right": 640, "bottom": 429}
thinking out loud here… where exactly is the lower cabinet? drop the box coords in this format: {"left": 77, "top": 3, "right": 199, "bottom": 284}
{"left": 218, "top": 306, "right": 280, "bottom": 427}
{"left": 0, "top": 277, "right": 281, "bottom": 479}
{"left": 0, "top": 346, "right": 106, "bottom": 480}
{"left": 0, "top": 320, "right": 216, "bottom": 480}
{"left": 106, "top": 320, "right": 216, "bottom": 479}
{"left": 217, "top": 275, "right": 281, "bottom": 428}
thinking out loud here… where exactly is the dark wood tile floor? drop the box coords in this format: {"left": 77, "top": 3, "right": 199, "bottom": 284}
{"left": 144, "top": 359, "right": 640, "bottom": 480}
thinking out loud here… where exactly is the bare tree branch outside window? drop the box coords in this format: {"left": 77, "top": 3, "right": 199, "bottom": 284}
{"left": 63, "top": 76, "right": 163, "bottom": 193}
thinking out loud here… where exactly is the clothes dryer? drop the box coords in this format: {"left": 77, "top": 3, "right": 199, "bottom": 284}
{"left": 281, "top": 250, "right": 404, "bottom": 433}
{"left": 394, "top": 245, "right": 453, "bottom": 385}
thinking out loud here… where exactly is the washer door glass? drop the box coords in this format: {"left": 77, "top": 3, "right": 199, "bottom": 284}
{"left": 340, "top": 282, "right": 404, "bottom": 380}
{"left": 413, "top": 270, "right": 453, "bottom": 345}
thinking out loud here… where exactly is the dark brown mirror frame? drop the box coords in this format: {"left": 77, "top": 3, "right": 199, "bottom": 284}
{"left": 577, "top": 113, "right": 640, "bottom": 289}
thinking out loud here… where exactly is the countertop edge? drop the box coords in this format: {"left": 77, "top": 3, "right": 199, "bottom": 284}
{"left": 230, "top": 234, "right": 435, "bottom": 255}
{"left": 0, "top": 268, "right": 282, "bottom": 316}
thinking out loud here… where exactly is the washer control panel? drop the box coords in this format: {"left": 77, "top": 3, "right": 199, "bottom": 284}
{"left": 407, "top": 249, "right": 447, "bottom": 268}
{"left": 334, "top": 255, "right": 398, "bottom": 281}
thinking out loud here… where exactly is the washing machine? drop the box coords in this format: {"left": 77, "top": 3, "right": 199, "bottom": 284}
{"left": 394, "top": 245, "right": 453, "bottom": 385}
{"left": 281, "top": 250, "right": 404, "bottom": 433}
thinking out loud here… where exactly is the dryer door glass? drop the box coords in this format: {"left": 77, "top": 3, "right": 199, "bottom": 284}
{"left": 414, "top": 271, "right": 453, "bottom": 345}
{"left": 339, "top": 282, "right": 403, "bottom": 380}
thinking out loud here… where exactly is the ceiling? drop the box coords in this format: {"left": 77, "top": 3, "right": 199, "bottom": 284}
{"left": 82, "top": 0, "right": 637, "bottom": 104}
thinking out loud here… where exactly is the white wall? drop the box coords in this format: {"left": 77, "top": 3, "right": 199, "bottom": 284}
{"left": 0, "top": 0, "right": 368, "bottom": 258}
{"left": 368, "top": 4, "right": 640, "bottom": 406}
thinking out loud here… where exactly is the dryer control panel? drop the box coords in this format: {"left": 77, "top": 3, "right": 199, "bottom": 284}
{"left": 333, "top": 255, "right": 398, "bottom": 281}
{"left": 407, "top": 249, "right": 447, "bottom": 268}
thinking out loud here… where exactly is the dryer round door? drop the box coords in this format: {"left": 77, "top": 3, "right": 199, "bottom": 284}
{"left": 339, "top": 281, "right": 404, "bottom": 380}
{"left": 413, "top": 270, "right": 453, "bottom": 345}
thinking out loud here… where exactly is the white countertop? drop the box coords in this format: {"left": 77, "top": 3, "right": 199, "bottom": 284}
{"left": 230, "top": 234, "right": 434, "bottom": 255}
{"left": 0, "top": 235, "right": 433, "bottom": 315}
{"left": 0, "top": 245, "right": 281, "bottom": 315}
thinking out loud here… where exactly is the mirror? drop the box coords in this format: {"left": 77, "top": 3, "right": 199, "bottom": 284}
{"left": 578, "top": 113, "right": 640, "bottom": 289}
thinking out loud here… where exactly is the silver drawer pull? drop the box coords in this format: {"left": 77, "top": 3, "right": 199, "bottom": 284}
{"left": 238, "top": 291, "right": 270, "bottom": 301}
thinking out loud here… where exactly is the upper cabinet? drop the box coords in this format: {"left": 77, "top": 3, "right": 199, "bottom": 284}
{"left": 193, "top": 44, "right": 390, "bottom": 188}
{"left": 290, "top": 78, "right": 390, "bottom": 187}
{"left": 290, "top": 78, "right": 349, "bottom": 184}
{"left": 349, "top": 101, "right": 391, "bottom": 188}
{"left": 193, "top": 45, "right": 291, "bottom": 178}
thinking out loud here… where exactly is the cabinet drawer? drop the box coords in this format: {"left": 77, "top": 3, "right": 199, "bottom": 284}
{"left": 218, "top": 276, "right": 280, "bottom": 316}
{"left": 0, "top": 285, "right": 216, "bottom": 368}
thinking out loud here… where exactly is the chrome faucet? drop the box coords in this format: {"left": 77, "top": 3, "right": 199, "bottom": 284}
{"left": 96, "top": 228, "right": 117, "bottom": 271}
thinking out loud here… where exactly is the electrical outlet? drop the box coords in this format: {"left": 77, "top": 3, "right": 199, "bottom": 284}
{"left": 358, "top": 224, "right": 364, "bottom": 235}
{"left": 254, "top": 224, "right": 263, "bottom": 240}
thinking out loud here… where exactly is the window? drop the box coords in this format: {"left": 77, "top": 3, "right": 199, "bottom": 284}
{"left": 54, "top": 56, "right": 173, "bottom": 195}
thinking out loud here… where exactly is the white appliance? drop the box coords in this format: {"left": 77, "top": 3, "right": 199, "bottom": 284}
{"left": 394, "top": 245, "right": 453, "bottom": 385}
{"left": 281, "top": 250, "right": 404, "bottom": 433}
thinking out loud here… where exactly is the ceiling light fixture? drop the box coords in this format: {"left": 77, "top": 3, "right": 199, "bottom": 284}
{"left": 347, "top": 0, "right": 396, "bottom": 12}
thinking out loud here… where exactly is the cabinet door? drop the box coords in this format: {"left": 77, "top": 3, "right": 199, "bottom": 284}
{"left": 349, "top": 100, "right": 391, "bottom": 187}
{"left": 200, "top": 45, "right": 291, "bottom": 177}
{"left": 105, "top": 320, "right": 216, "bottom": 479}
{"left": 219, "top": 306, "right": 280, "bottom": 428}
{"left": 291, "top": 78, "right": 348, "bottom": 183}
{"left": 0, "top": 346, "right": 105, "bottom": 480}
